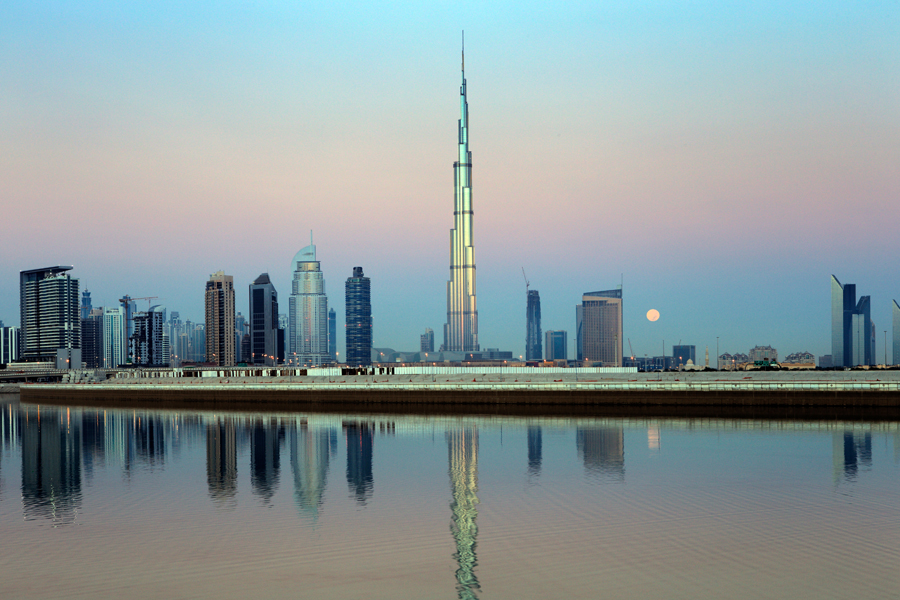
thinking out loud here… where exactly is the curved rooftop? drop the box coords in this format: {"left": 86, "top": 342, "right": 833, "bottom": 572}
{"left": 292, "top": 244, "right": 316, "bottom": 271}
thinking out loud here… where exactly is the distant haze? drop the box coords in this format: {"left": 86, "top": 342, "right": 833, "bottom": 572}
{"left": 1, "top": 2, "right": 898, "bottom": 361}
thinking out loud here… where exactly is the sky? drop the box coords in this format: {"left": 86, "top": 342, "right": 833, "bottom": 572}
{"left": 1, "top": 1, "right": 898, "bottom": 361}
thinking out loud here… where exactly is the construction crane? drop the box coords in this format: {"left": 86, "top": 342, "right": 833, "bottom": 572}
{"left": 521, "top": 267, "right": 529, "bottom": 293}
{"left": 628, "top": 338, "right": 635, "bottom": 360}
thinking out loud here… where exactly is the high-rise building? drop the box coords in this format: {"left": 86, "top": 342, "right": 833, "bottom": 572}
{"left": 1, "top": 325, "right": 19, "bottom": 364}
{"left": 345, "top": 267, "right": 372, "bottom": 367}
{"left": 328, "top": 308, "right": 337, "bottom": 363}
{"left": 120, "top": 295, "right": 136, "bottom": 347}
{"left": 81, "top": 308, "right": 104, "bottom": 368}
{"left": 289, "top": 242, "right": 329, "bottom": 366}
{"left": 893, "top": 300, "right": 900, "bottom": 366}
{"left": 205, "top": 271, "right": 235, "bottom": 366}
{"left": 20, "top": 266, "right": 81, "bottom": 362}
{"left": 545, "top": 330, "right": 567, "bottom": 361}
{"left": 526, "top": 290, "right": 542, "bottom": 361}
{"left": 577, "top": 289, "right": 623, "bottom": 366}
{"left": 442, "top": 42, "right": 479, "bottom": 353}
{"left": 831, "top": 275, "right": 874, "bottom": 367}
{"left": 131, "top": 307, "right": 167, "bottom": 366}
{"left": 421, "top": 328, "right": 435, "bottom": 353}
{"left": 102, "top": 307, "right": 126, "bottom": 368}
{"left": 234, "top": 312, "right": 246, "bottom": 363}
{"left": 249, "top": 273, "right": 279, "bottom": 366}
{"left": 81, "top": 290, "right": 92, "bottom": 320}
{"left": 672, "top": 344, "right": 697, "bottom": 366}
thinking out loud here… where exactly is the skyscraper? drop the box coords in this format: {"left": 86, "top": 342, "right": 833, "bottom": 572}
{"left": 20, "top": 266, "right": 81, "bottom": 362}
{"left": 443, "top": 40, "right": 479, "bottom": 353}
{"left": 81, "top": 308, "right": 104, "bottom": 368}
{"left": 328, "top": 308, "right": 337, "bottom": 363}
{"left": 205, "top": 271, "right": 235, "bottom": 366}
{"left": 249, "top": 273, "right": 279, "bottom": 366}
{"left": 81, "top": 290, "right": 92, "bottom": 320}
{"left": 131, "top": 307, "right": 167, "bottom": 366}
{"left": 831, "top": 275, "right": 874, "bottom": 367}
{"left": 289, "top": 241, "right": 329, "bottom": 366}
{"left": 102, "top": 307, "right": 125, "bottom": 368}
{"left": 672, "top": 344, "right": 697, "bottom": 366}
{"left": 893, "top": 300, "right": 900, "bottom": 366}
{"left": 545, "top": 330, "right": 567, "bottom": 361}
{"left": 421, "top": 327, "right": 435, "bottom": 353}
{"left": 525, "top": 290, "right": 542, "bottom": 361}
{"left": 0, "top": 324, "right": 19, "bottom": 364}
{"left": 578, "top": 288, "right": 623, "bottom": 367}
{"left": 345, "top": 267, "right": 372, "bottom": 367}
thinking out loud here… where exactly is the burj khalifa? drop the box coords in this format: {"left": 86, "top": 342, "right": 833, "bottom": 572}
{"left": 443, "top": 35, "right": 479, "bottom": 353}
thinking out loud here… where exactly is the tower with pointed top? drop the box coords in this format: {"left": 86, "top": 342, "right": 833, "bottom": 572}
{"left": 443, "top": 35, "right": 479, "bottom": 353}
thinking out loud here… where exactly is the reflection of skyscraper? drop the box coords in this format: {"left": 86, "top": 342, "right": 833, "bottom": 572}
{"left": 576, "top": 427, "right": 625, "bottom": 481}
{"left": 250, "top": 419, "right": 282, "bottom": 503}
{"left": 344, "top": 421, "right": 374, "bottom": 504}
{"left": 833, "top": 431, "right": 872, "bottom": 482}
{"left": 290, "top": 422, "right": 337, "bottom": 520}
{"left": 20, "top": 405, "right": 82, "bottom": 524}
{"left": 447, "top": 426, "right": 480, "bottom": 599}
{"left": 527, "top": 426, "right": 541, "bottom": 476}
{"left": 207, "top": 417, "right": 238, "bottom": 505}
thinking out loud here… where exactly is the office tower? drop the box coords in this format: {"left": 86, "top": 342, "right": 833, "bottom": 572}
{"left": 525, "top": 290, "right": 542, "bottom": 361}
{"left": 81, "top": 290, "right": 92, "bottom": 320}
{"left": 831, "top": 275, "right": 874, "bottom": 367}
{"left": 1, "top": 325, "right": 19, "bottom": 364}
{"left": 120, "top": 295, "right": 136, "bottom": 343}
{"left": 20, "top": 266, "right": 80, "bottom": 362}
{"left": 672, "top": 344, "right": 697, "bottom": 366}
{"left": 421, "top": 327, "right": 435, "bottom": 353}
{"left": 81, "top": 308, "right": 104, "bottom": 368}
{"left": 102, "top": 307, "right": 125, "bottom": 367}
{"left": 131, "top": 307, "right": 166, "bottom": 366}
{"left": 249, "top": 273, "right": 279, "bottom": 366}
{"left": 234, "top": 312, "right": 246, "bottom": 363}
{"left": 205, "top": 271, "right": 235, "bottom": 366}
{"left": 578, "top": 289, "right": 623, "bottom": 366}
{"left": 345, "top": 267, "right": 372, "bottom": 367}
{"left": 442, "top": 41, "right": 479, "bottom": 353}
{"left": 893, "top": 300, "right": 900, "bottom": 366}
{"left": 289, "top": 242, "right": 329, "bottom": 366}
{"left": 190, "top": 323, "right": 206, "bottom": 362}
{"left": 545, "top": 330, "right": 567, "bottom": 361}
{"left": 328, "top": 308, "right": 337, "bottom": 362}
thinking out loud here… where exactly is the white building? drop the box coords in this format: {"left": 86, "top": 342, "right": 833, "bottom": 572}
{"left": 102, "top": 307, "right": 126, "bottom": 368}
{"left": 289, "top": 242, "right": 329, "bottom": 366}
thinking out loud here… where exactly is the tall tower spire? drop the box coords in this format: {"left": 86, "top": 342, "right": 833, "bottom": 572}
{"left": 443, "top": 33, "right": 479, "bottom": 353}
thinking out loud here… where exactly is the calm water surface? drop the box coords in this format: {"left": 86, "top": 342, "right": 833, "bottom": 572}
{"left": 1, "top": 397, "right": 899, "bottom": 599}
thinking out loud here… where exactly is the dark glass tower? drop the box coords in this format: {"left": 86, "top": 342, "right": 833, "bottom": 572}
{"left": 345, "top": 267, "right": 372, "bottom": 367}
{"left": 831, "top": 275, "right": 874, "bottom": 367}
{"left": 20, "top": 266, "right": 80, "bottom": 362}
{"left": 328, "top": 308, "right": 337, "bottom": 363}
{"left": 249, "top": 273, "right": 279, "bottom": 366}
{"left": 525, "top": 289, "right": 542, "bottom": 361}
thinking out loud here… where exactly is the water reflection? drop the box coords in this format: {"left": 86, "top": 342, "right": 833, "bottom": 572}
{"left": 20, "top": 405, "right": 82, "bottom": 524}
{"left": 207, "top": 417, "right": 238, "bottom": 506}
{"left": 290, "top": 421, "right": 337, "bottom": 520}
{"left": 448, "top": 427, "right": 480, "bottom": 599}
{"left": 833, "top": 431, "right": 873, "bottom": 482}
{"left": 344, "top": 420, "right": 374, "bottom": 505}
{"left": 251, "top": 418, "right": 283, "bottom": 503}
{"left": 527, "top": 426, "right": 541, "bottom": 476}
{"left": 576, "top": 427, "right": 625, "bottom": 482}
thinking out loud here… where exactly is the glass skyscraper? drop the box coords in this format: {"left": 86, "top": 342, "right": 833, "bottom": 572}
{"left": 345, "top": 267, "right": 372, "bottom": 367}
{"left": 831, "top": 275, "right": 874, "bottom": 367}
{"left": 443, "top": 40, "right": 479, "bottom": 353}
{"left": 289, "top": 242, "right": 329, "bottom": 366}
{"left": 525, "top": 290, "right": 542, "bottom": 361}
{"left": 20, "top": 266, "right": 80, "bottom": 362}
{"left": 249, "top": 273, "right": 279, "bottom": 366}
{"left": 578, "top": 288, "right": 623, "bottom": 367}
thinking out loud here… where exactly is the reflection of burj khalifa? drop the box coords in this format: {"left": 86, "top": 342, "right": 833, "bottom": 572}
{"left": 448, "top": 427, "right": 480, "bottom": 599}
{"left": 443, "top": 35, "right": 479, "bottom": 353}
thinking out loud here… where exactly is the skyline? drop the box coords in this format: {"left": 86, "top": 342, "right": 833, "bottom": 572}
{"left": 1, "top": 2, "right": 898, "bottom": 360}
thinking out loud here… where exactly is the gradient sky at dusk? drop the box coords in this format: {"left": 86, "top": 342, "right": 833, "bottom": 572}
{"left": 1, "top": 1, "right": 898, "bottom": 361}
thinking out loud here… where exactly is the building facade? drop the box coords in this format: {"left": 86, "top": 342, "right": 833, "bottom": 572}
{"left": 0, "top": 325, "right": 19, "bottom": 364}
{"left": 328, "top": 308, "right": 337, "bottom": 363}
{"left": 131, "top": 307, "right": 167, "bottom": 366}
{"left": 20, "top": 266, "right": 81, "bottom": 362}
{"left": 672, "top": 344, "right": 696, "bottom": 366}
{"left": 526, "top": 290, "right": 542, "bottom": 361}
{"left": 545, "top": 330, "right": 567, "bottom": 361}
{"left": 102, "top": 307, "right": 126, "bottom": 368}
{"left": 249, "top": 273, "right": 279, "bottom": 366}
{"left": 578, "top": 289, "right": 623, "bottom": 367}
{"left": 421, "top": 328, "right": 435, "bottom": 353}
{"left": 205, "top": 271, "right": 235, "bottom": 366}
{"left": 345, "top": 267, "right": 372, "bottom": 367}
{"left": 443, "top": 43, "right": 479, "bottom": 353}
{"left": 748, "top": 345, "right": 778, "bottom": 363}
{"left": 831, "top": 275, "right": 874, "bottom": 367}
{"left": 289, "top": 243, "right": 329, "bottom": 366}
{"left": 81, "top": 308, "right": 104, "bottom": 368}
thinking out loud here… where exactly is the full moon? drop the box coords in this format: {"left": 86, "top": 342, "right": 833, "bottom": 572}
{"left": 647, "top": 309, "right": 660, "bottom": 322}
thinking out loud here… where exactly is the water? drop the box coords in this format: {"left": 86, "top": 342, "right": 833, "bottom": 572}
{"left": 1, "top": 396, "right": 899, "bottom": 599}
